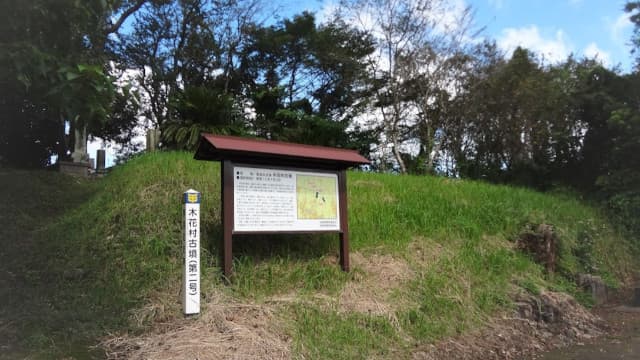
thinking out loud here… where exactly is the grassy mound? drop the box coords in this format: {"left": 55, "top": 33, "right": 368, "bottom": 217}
{"left": 0, "top": 151, "right": 635, "bottom": 359}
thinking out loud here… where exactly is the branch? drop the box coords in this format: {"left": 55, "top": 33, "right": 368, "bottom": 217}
{"left": 105, "top": 0, "right": 149, "bottom": 35}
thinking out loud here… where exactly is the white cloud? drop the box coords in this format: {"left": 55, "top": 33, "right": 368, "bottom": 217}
{"left": 609, "top": 13, "right": 632, "bottom": 48}
{"left": 497, "top": 25, "right": 572, "bottom": 63}
{"left": 321, "top": 0, "right": 474, "bottom": 37}
{"left": 583, "top": 42, "right": 611, "bottom": 66}
{"left": 433, "top": 0, "right": 472, "bottom": 35}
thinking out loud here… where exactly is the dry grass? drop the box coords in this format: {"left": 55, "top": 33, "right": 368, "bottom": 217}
{"left": 101, "top": 290, "right": 291, "bottom": 360}
{"left": 100, "top": 251, "right": 417, "bottom": 359}
{"left": 407, "top": 237, "right": 453, "bottom": 266}
{"left": 351, "top": 180, "right": 384, "bottom": 188}
{"left": 338, "top": 252, "right": 413, "bottom": 317}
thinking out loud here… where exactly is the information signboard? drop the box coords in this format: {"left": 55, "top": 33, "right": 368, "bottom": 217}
{"left": 233, "top": 166, "right": 340, "bottom": 232}
{"left": 194, "top": 134, "right": 370, "bottom": 277}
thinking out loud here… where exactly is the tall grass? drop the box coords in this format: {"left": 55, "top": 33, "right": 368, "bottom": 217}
{"left": 351, "top": 174, "right": 605, "bottom": 248}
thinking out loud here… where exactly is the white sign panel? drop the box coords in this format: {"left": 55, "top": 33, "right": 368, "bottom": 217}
{"left": 183, "top": 189, "right": 200, "bottom": 315}
{"left": 233, "top": 166, "right": 340, "bottom": 232}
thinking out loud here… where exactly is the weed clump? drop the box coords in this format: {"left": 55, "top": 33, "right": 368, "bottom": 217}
{"left": 517, "top": 223, "right": 558, "bottom": 273}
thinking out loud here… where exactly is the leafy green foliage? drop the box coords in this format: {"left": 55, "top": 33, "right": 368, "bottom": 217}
{"left": 626, "top": 1, "right": 640, "bottom": 68}
{"left": 0, "top": 0, "right": 144, "bottom": 167}
{"left": 237, "top": 12, "right": 374, "bottom": 146}
{"left": 596, "top": 93, "right": 640, "bottom": 234}
{"left": 163, "top": 86, "right": 247, "bottom": 149}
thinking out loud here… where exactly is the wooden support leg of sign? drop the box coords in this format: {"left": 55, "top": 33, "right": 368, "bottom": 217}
{"left": 339, "top": 233, "right": 349, "bottom": 272}
{"left": 221, "top": 160, "right": 234, "bottom": 280}
{"left": 338, "top": 170, "right": 350, "bottom": 272}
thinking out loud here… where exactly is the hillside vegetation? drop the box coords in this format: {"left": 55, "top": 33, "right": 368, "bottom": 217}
{"left": 0, "top": 151, "right": 636, "bottom": 359}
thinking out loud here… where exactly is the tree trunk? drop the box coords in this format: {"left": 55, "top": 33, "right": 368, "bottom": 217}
{"left": 391, "top": 136, "right": 407, "bottom": 173}
{"left": 57, "top": 114, "right": 68, "bottom": 162}
{"left": 426, "top": 132, "right": 443, "bottom": 173}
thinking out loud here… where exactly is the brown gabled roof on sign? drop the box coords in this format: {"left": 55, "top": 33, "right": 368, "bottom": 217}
{"left": 194, "top": 133, "right": 370, "bottom": 169}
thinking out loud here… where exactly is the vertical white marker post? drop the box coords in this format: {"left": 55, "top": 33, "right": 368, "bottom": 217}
{"left": 183, "top": 189, "right": 201, "bottom": 315}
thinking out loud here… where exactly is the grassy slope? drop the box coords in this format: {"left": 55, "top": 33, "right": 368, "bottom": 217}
{"left": 0, "top": 151, "right": 635, "bottom": 359}
{"left": 0, "top": 170, "right": 100, "bottom": 358}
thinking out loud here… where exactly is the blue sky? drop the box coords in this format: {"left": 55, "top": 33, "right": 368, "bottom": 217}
{"left": 471, "top": 0, "right": 634, "bottom": 71}
{"left": 280, "top": 0, "right": 636, "bottom": 72}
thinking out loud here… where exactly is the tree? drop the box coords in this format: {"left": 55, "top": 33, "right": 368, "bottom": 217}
{"left": 238, "top": 12, "right": 374, "bottom": 147}
{"left": 440, "top": 47, "right": 597, "bottom": 188}
{"left": 626, "top": 1, "right": 640, "bottom": 69}
{"left": 116, "top": 0, "right": 217, "bottom": 129}
{"left": 116, "top": 0, "right": 272, "bottom": 150}
{"left": 600, "top": 97, "right": 640, "bottom": 233}
{"left": 162, "top": 86, "right": 246, "bottom": 150}
{"left": 0, "top": 0, "right": 150, "bottom": 167}
{"left": 435, "top": 40, "right": 506, "bottom": 178}
{"left": 335, "top": 0, "right": 478, "bottom": 173}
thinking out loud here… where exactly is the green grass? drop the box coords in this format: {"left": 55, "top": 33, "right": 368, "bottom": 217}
{"left": 292, "top": 306, "right": 399, "bottom": 359}
{"left": 231, "top": 243, "right": 352, "bottom": 299}
{"left": 349, "top": 173, "right": 615, "bottom": 252}
{"left": 0, "top": 151, "right": 636, "bottom": 359}
{"left": 0, "top": 170, "right": 100, "bottom": 359}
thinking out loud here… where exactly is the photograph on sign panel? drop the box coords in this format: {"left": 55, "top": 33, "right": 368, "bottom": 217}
{"left": 296, "top": 174, "right": 338, "bottom": 220}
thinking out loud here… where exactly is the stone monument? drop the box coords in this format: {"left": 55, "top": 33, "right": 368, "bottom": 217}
{"left": 59, "top": 125, "right": 92, "bottom": 177}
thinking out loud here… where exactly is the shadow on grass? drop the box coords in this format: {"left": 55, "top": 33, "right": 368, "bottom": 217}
{"left": 0, "top": 170, "right": 103, "bottom": 359}
{"left": 232, "top": 233, "right": 340, "bottom": 262}
{"left": 204, "top": 229, "right": 350, "bottom": 298}
{"left": 205, "top": 222, "right": 341, "bottom": 265}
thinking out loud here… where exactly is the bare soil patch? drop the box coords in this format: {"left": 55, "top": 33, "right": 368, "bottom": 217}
{"left": 533, "top": 291, "right": 640, "bottom": 360}
{"left": 412, "top": 291, "right": 605, "bottom": 360}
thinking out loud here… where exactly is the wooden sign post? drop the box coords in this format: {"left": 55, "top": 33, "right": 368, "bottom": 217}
{"left": 183, "top": 189, "right": 201, "bottom": 314}
{"left": 194, "top": 134, "right": 369, "bottom": 278}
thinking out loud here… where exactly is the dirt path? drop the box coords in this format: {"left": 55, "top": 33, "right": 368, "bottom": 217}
{"left": 535, "top": 303, "right": 640, "bottom": 360}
